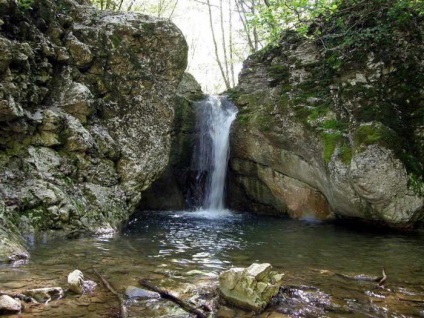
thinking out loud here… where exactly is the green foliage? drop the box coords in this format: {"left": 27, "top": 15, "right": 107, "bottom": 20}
{"left": 17, "top": 0, "right": 34, "bottom": 11}
{"left": 319, "top": 0, "right": 424, "bottom": 62}
{"left": 247, "top": 0, "right": 340, "bottom": 46}
{"left": 320, "top": 131, "right": 352, "bottom": 164}
{"left": 408, "top": 174, "right": 424, "bottom": 197}
{"left": 353, "top": 122, "right": 397, "bottom": 149}
{"left": 321, "top": 118, "right": 347, "bottom": 130}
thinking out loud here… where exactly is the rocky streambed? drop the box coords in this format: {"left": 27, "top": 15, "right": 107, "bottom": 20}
{"left": 1, "top": 210, "right": 423, "bottom": 317}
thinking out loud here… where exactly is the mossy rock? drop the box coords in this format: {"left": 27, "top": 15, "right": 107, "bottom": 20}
{"left": 353, "top": 122, "right": 398, "bottom": 152}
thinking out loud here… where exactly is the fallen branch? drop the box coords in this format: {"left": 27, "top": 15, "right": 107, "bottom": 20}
{"left": 398, "top": 296, "right": 424, "bottom": 303}
{"left": 139, "top": 279, "right": 207, "bottom": 318}
{"left": 93, "top": 269, "right": 127, "bottom": 318}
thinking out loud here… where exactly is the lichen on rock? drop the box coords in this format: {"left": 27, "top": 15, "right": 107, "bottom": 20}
{"left": 228, "top": 3, "right": 424, "bottom": 227}
{"left": 219, "top": 263, "right": 284, "bottom": 313}
{"left": 0, "top": 0, "right": 188, "bottom": 260}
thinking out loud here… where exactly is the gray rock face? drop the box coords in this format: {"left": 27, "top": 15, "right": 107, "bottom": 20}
{"left": 229, "top": 26, "right": 424, "bottom": 227}
{"left": 138, "top": 72, "right": 204, "bottom": 211}
{"left": 218, "top": 263, "right": 284, "bottom": 313}
{"left": 0, "top": 0, "right": 187, "bottom": 260}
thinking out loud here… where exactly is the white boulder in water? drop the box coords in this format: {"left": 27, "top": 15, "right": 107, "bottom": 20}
{"left": 67, "top": 269, "right": 96, "bottom": 294}
{"left": 218, "top": 263, "right": 284, "bottom": 312}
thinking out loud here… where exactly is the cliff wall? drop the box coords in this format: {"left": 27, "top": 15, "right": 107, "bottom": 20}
{"left": 228, "top": 2, "right": 424, "bottom": 227}
{"left": 0, "top": 0, "right": 188, "bottom": 261}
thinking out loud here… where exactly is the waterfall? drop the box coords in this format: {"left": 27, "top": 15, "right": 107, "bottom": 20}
{"left": 192, "top": 95, "right": 238, "bottom": 211}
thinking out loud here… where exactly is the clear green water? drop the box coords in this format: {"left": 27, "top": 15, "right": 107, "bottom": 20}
{"left": 1, "top": 210, "right": 424, "bottom": 317}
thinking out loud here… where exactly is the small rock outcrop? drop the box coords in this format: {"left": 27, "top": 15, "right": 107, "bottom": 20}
{"left": 228, "top": 1, "right": 424, "bottom": 227}
{"left": 0, "top": 0, "right": 188, "bottom": 260}
{"left": 218, "top": 263, "right": 283, "bottom": 313}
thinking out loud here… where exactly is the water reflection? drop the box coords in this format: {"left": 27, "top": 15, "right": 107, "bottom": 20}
{"left": 124, "top": 210, "right": 244, "bottom": 271}
{"left": 1, "top": 210, "right": 423, "bottom": 317}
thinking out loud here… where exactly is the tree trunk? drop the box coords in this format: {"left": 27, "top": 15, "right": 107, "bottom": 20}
{"left": 207, "top": 0, "right": 231, "bottom": 89}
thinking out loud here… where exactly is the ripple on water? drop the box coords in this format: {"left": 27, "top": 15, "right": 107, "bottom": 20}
{"left": 1, "top": 210, "right": 424, "bottom": 317}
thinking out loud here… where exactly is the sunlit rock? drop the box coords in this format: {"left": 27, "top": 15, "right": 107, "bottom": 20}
{"left": 67, "top": 269, "right": 85, "bottom": 294}
{"left": 67, "top": 270, "right": 96, "bottom": 294}
{"left": 24, "top": 287, "right": 64, "bottom": 303}
{"left": 218, "top": 263, "right": 284, "bottom": 313}
{"left": 0, "top": 295, "right": 21, "bottom": 313}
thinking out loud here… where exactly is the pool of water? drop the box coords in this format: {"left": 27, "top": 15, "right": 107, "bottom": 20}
{"left": 1, "top": 210, "right": 424, "bottom": 317}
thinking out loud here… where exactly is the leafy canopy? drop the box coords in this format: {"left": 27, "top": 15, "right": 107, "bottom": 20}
{"left": 248, "top": 0, "right": 340, "bottom": 45}
{"left": 248, "top": 0, "right": 424, "bottom": 46}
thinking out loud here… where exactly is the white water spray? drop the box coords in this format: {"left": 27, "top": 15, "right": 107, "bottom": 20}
{"left": 193, "top": 95, "right": 238, "bottom": 211}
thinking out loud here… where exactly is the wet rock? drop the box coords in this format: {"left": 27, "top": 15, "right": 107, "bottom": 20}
{"left": 24, "top": 287, "right": 64, "bottom": 303}
{"left": 0, "top": 295, "right": 21, "bottom": 313}
{"left": 0, "top": 205, "right": 29, "bottom": 263}
{"left": 219, "top": 263, "right": 284, "bottom": 313}
{"left": 67, "top": 270, "right": 97, "bottom": 294}
{"left": 68, "top": 269, "right": 84, "bottom": 294}
{"left": 217, "top": 305, "right": 236, "bottom": 318}
{"left": 124, "top": 286, "right": 160, "bottom": 299}
{"left": 272, "top": 285, "right": 351, "bottom": 317}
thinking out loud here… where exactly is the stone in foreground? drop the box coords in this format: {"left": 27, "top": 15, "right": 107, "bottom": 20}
{"left": 24, "top": 287, "right": 64, "bottom": 303}
{"left": 0, "top": 295, "right": 21, "bottom": 313}
{"left": 218, "top": 263, "right": 283, "bottom": 312}
{"left": 67, "top": 269, "right": 85, "bottom": 294}
{"left": 125, "top": 286, "right": 160, "bottom": 299}
{"left": 67, "top": 269, "right": 97, "bottom": 294}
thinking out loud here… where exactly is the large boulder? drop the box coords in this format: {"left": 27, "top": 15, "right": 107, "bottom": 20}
{"left": 0, "top": 0, "right": 187, "bottom": 260}
{"left": 228, "top": 2, "right": 424, "bottom": 227}
{"left": 138, "top": 72, "right": 205, "bottom": 210}
{"left": 218, "top": 263, "right": 284, "bottom": 313}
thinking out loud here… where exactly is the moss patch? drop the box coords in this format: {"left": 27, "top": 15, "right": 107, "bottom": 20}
{"left": 353, "top": 122, "right": 398, "bottom": 150}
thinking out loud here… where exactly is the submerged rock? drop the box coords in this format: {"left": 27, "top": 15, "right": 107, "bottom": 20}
{"left": 218, "top": 263, "right": 284, "bottom": 312}
{"left": 24, "top": 287, "right": 64, "bottom": 303}
{"left": 125, "top": 286, "right": 160, "bottom": 299}
{"left": 0, "top": 295, "right": 21, "bottom": 313}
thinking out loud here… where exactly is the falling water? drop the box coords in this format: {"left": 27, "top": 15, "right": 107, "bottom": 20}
{"left": 192, "top": 95, "right": 238, "bottom": 211}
